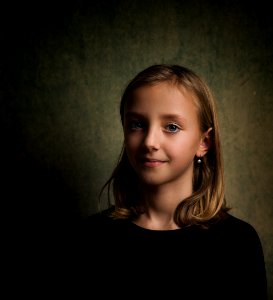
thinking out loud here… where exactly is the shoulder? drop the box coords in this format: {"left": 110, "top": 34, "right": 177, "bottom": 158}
{"left": 82, "top": 206, "right": 115, "bottom": 225}
{"left": 211, "top": 213, "right": 264, "bottom": 254}
{"left": 79, "top": 206, "right": 127, "bottom": 236}
{"left": 215, "top": 213, "right": 260, "bottom": 237}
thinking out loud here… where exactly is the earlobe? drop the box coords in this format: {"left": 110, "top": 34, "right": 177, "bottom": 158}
{"left": 196, "top": 127, "right": 212, "bottom": 157}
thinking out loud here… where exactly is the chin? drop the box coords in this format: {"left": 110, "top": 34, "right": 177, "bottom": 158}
{"left": 139, "top": 175, "right": 168, "bottom": 187}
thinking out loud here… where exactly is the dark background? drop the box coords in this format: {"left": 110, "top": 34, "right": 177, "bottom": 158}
{"left": 1, "top": 0, "right": 272, "bottom": 297}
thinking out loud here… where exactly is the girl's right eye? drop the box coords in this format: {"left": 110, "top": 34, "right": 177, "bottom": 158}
{"left": 129, "top": 121, "right": 144, "bottom": 130}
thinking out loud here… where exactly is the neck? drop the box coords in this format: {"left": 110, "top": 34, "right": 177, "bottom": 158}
{"left": 134, "top": 181, "right": 192, "bottom": 230}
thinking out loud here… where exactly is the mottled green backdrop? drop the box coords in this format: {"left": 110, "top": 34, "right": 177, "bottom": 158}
{"left": 2, "top": 0, "right": 272, "bottom": 297}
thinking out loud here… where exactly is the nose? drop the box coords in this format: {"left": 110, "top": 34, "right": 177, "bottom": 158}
{"left": 143, "top": 126, "right": 161, "bottom": 151}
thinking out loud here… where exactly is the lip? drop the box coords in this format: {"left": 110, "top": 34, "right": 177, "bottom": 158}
{"left": 140, "top": 158, "right": 167, "bottom": 167}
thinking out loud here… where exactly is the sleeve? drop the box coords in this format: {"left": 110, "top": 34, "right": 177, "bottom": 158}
{"left": 227, "top": 220, "right": 268, "bottom": 299}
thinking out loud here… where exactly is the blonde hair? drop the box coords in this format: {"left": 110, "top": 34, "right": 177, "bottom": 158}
{"left": 100, "top": 64, "right": 230, "bottom": 228}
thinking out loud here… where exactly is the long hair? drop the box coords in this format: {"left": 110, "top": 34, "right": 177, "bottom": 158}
{"left": 100, "top": 64, "right": 230, "bottom": 227}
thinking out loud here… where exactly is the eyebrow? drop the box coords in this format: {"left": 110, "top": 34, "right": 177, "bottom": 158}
{"left": 125, "top": 112, "right": 187, "bottom": 122}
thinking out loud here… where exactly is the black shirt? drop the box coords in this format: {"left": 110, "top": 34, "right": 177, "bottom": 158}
{"left": 74, "top": 210, "right": 267, "bottom": 299}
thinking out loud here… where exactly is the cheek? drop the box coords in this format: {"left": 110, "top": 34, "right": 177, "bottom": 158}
{"left": 167, "top": 134, "right": 200, "bottom": 156}
{"left": 124, "top": 137, "right": 138, "bottom": 158}
{"left": 124, "top": 138, "right": 139, "bottom": 168}
{"left": 124, "top": 133, "right": 140, "bottom": 148}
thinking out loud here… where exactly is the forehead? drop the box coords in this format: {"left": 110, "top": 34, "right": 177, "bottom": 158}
{"left": 124, "top": 82, "right": 198, "bottom": 113}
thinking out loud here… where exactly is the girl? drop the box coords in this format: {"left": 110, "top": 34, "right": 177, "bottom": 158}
{"left": 81, "top": 64, "right": 267, "bottom": 299}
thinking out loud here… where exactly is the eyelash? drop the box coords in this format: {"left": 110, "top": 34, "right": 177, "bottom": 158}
{"left": 128, "top": 121, "right": 181, "bottom": 133}
{"left": 165, "top": 123, "right": 181, "bottom": 133}
{"left": 129, "top": 121, "right": 144, "bottom": 130}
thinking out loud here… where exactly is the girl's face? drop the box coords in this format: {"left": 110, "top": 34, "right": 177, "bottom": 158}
{"left": 123, "top": 82, "right": 208, "bottom": 188}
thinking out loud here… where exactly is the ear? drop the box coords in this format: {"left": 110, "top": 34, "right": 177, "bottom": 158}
{"left": 196, "top": 127, "right": 212, "bottom": 157}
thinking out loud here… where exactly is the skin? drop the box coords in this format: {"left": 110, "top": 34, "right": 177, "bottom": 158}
{"left": 123, "top": 82, "right": 210, "bottom": 230}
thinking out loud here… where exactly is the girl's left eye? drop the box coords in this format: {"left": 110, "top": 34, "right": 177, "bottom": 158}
{"left": 165, "top": 124, "right": 180, "bottom": 133}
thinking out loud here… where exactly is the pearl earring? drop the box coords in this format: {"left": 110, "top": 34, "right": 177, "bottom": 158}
{"left": 197, "top": 157, "right": 202, "bottom": 164}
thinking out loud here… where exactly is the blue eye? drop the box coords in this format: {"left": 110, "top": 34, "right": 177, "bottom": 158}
{"left": 130, "top": 121, "right": 144, "bottom": 130}
{"left": 166, "top": 124, "right": 180, "bottom": 133}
